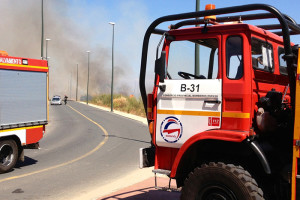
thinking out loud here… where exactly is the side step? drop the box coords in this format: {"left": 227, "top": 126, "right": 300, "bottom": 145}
{"left": 152, "top": 169, "right": 180, "bottom": 192}
{"left": 153, "top": 169, "right": 171, "bottom": 176}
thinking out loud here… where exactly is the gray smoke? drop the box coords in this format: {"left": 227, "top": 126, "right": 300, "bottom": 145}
{"left": 0, "top": 0, "right": 133, "bottom": 99}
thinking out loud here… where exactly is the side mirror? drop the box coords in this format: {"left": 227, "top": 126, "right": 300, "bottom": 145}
{"left": 155, "top": 51, "right": 166, "bottom": 83}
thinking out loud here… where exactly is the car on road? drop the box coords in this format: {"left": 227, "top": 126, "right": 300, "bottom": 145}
{"left": 51, "top": 95, "right": 62, "bottom": 105}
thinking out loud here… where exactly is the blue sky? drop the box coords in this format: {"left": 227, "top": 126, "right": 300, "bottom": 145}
{"left": 65, "top": 0, "right": 300, "bottom": 64}
{"left": 1, "top": 0, "right": 300, "bottom": 97}
{"left": 76, "top": 0, "right": 300, "bottom": 30}
{"left": 79, "top": 0, "right": 300, "bottom": 20}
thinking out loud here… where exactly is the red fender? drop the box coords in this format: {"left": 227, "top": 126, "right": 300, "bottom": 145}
{"left": 170, "top": 129, "right": 248, "bottom": 178}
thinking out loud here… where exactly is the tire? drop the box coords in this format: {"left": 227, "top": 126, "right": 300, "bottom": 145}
{"left": 180, "top": 162, "right": 264, "bottom": 200}
{"left": 0, "top": 140, "right": 18, "bottom": 173}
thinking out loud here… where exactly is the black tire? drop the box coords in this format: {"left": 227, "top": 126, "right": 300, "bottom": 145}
{"left": 181, "top": 162, "right": 264, "bottom": 200}
{"left": 0, "top": 140, "right": 18, "bottom": 173}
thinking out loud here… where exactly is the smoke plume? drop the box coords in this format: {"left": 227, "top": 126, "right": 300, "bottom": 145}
{"left": 0, "top": 0, "right": 135, "bottom": 99}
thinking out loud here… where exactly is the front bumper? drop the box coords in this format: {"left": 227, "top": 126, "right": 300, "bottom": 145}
{"left": 139, "top": 146, "right": 155, "bottom": 168}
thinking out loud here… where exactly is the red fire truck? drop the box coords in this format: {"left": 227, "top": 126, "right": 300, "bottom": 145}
{"left": 0, "top": 51, "right": 48, "bottom": 173}
{"left": 139, "top": 4, "right": 300, "bottom": 200}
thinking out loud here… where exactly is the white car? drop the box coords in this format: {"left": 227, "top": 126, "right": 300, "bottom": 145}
{"left": 51, "top": 96, "right": 62, "bottom": 105}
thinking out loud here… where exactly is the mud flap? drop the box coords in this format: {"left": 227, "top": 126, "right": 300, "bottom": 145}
{"left": 18, "top": 147, "right": 24, "bottom": 162}
{"left": 24, "top": 142, "right": 40, "bottom": 149}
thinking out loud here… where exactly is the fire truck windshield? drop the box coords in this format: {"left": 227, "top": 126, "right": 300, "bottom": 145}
{"left": 167, "top": 38, "right": 218, "bottom": 80}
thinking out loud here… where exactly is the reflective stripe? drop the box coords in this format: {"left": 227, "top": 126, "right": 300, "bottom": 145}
{"left": 0, "top": 63, "right": 47, "bottom": 70}
{"left": 222, "top": 112, "right": 250, "bottom": 119}
{"left": 157, "top": 109, "right": 250, "bottom": 119}
{"left": 157, "top": 109, "right": 220, "bottom": 116}
{"left": 0, "top": 125, "right": 43, "bottom": 133}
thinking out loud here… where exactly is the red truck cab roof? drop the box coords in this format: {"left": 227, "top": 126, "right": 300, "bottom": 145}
{"left": 167, "top": 23, "right": 286, "bottom": 46}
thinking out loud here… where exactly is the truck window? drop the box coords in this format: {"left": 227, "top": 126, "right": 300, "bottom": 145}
{"left": 167, "top": 38, "right": 218, "bottom": 80}
{"left": 226, "top": 36, "right": 243, "bottom": 79}
{"left": 278, "top": 47, "right": 288, "bottom": 75}
{"left": 251, "top": 38, "right": 274, "bottom": 72}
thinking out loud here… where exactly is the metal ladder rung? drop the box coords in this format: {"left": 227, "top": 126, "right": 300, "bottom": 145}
{"left": 152, "top": 169, "right": 171, "bottom": 176}
{"left": 152, "top": 169, "right": 176, "bottom": 191}
{"left": 296, "top": 175, "right": 300, "bottom": 179}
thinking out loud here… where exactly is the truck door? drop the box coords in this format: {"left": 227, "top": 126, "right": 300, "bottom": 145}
{"left": 155, "top": 36, "right": 222, "bottom": 148}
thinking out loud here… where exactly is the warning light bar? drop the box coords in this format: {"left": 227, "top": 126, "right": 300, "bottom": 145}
{"left": 204, "top": 4, "right": 216, "bottom": 21}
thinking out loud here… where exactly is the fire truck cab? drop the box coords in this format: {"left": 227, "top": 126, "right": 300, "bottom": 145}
{"left": 139, "top": 4, "right": 300, "bottom": 200}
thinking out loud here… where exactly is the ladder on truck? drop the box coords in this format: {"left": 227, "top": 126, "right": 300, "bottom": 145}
{"left": 292, "top": 47, "right": 300, "bottom": 200}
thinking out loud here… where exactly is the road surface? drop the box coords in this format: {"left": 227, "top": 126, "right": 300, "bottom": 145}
{"left": 0, "top": 101, "right": 151, "bottom": 200}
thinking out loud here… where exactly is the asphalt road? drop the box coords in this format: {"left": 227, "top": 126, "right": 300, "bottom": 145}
{"left": 0, "top": 101, "right": 151, "bottom": 200}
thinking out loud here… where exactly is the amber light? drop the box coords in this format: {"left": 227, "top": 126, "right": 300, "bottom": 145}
{"left": 148, "top": 121, "right": 154, "bottom": 135}
{"left": 147, "top": 94, "right": 153, "bottom": 120}
{"left": 0, "top": 50, "right": 8, "bottom": 56}
{"left": 205, "top": 4, "right": 215, "bottom": 10}
{"left": 204, "top": 4, "right": 216, "bottom": 21}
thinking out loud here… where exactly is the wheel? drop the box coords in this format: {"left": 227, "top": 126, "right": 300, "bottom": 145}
{"left": 181, "top": 162, "right": 264, "bottom": 200}
{"left": 0, "top": 140, "right": 18, "bottom": 173}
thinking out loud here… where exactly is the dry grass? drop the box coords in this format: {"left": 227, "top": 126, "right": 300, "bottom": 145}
{"left": 90, "top": 94, "right": 146, "bottom": 117}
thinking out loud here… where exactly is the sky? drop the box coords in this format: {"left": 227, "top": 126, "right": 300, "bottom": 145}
{"left": 0, "top": 0, "right": 299, "bottom": 99}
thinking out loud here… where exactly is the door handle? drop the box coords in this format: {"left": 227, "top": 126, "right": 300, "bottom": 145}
{"left": 204, "top": 100, "right": 221, "bottom": 104}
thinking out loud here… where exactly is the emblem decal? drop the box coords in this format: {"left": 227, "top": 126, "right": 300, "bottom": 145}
{"left": 208, "top": 117, "right": 220, "bottom": 126}
{"left": 160, "top": 116, "right": 183, "bottom": 143}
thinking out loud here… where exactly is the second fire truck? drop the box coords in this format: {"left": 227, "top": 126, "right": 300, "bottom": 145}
{"left": 0, "top": 51, "right": 48, "bottom": 173}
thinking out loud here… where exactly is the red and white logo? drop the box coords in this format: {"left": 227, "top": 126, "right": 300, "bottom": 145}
{"left": 160, "top": 116, "right": 183, "bottom": 143}
{"left": 208, "top": 117, "right": 220, "bottom": 126}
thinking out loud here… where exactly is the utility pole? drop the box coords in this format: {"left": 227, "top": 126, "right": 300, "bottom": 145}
{"left": 76, "top": 64, "right": 78, "bottom": 101}
{"left": 109, "top": 22, "right": 115, "bottom": 112}
{"left": 195, "top": 0, "right": 200, "bottom": 76}
{"left": 41, "top": 0, "right": 44, "bottom": 59}
{"left": 70, "top": 70, "right": 72, "bottom": 99}
{"left": 86, "top": 51, "right": 90, "bottom": 104}
{"left": 45, "top": 38, "right": 51, "bottom": 60}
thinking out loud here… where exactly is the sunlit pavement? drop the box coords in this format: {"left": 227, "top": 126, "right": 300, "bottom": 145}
{"left": 80, "top": 102, "right": 181, "bottom": 200}
{"left": 98, "top": 177, "right": 180, "bottom": 200}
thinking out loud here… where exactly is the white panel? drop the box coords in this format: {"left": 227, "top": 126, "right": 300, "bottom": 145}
{"left": 156, "top": 114, "right": 219, "bottom": 148}
{"left": 156, "top": 79, "right": 222, "bottom": 148}
{"left": 0, "top": 129, "right": 26, "bottom": 144}
{"left": 159, "top": 79, "right": 221, "bottom": 98}
{"left": 0, "top": 70, "right": 47, "bottom": 127}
